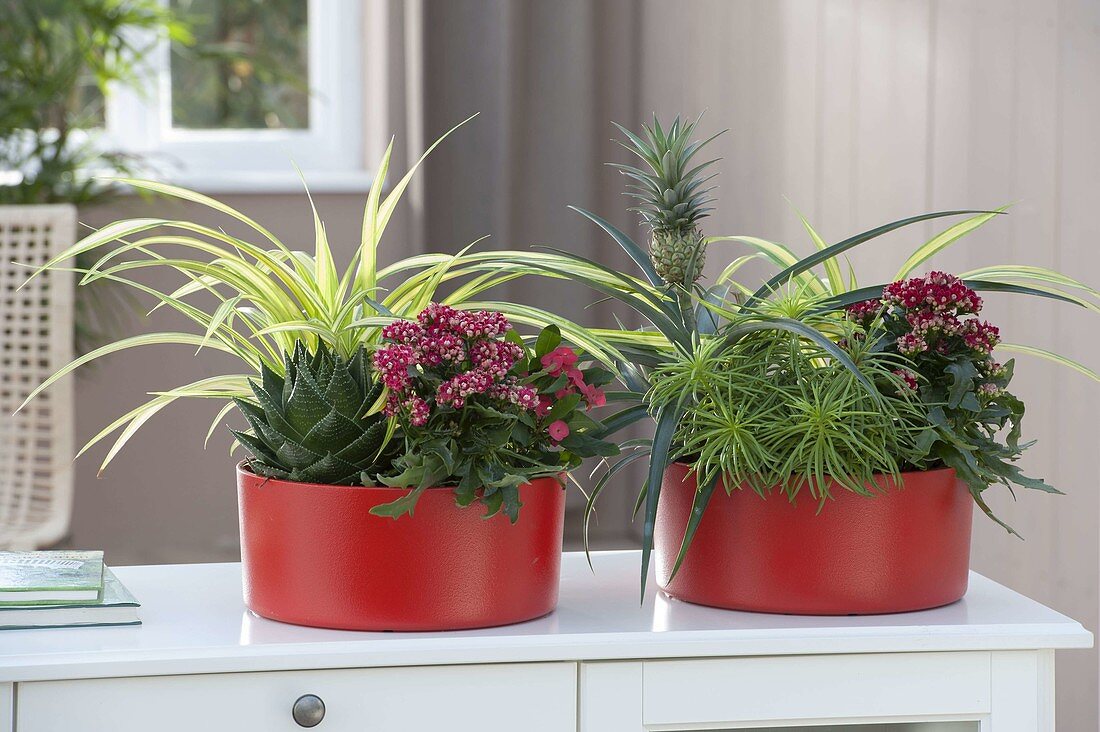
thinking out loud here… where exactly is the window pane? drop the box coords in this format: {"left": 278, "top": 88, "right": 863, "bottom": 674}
{"left": 169, "top": 0, "right": 309, "bottom": 130}
{"left": 73, "top": 74, "right": 106, "bottom": 129}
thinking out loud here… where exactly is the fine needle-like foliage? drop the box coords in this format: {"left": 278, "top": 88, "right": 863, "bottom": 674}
{"left": 649, "top": 318, "right": 927, "bottom": 503}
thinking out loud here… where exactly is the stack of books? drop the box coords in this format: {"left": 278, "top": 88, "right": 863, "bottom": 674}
{"left": 0, "top": 550, "right": 140, "bottom": 630}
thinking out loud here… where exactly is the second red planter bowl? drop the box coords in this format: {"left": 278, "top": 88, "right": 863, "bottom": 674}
{"left": 654, "top": 463, "right": 974, "bottom": 615}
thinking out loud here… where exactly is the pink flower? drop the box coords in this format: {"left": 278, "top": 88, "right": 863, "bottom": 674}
{"left": 381, "top": 319, "right": 424, "bottom": 344}
{"left": 534, "top": 395, "right": 553, "bottom": 418}
{"left": 566, "top": 367, "right": 586, "bottom": 388}
{"left": 579, "top": 382, "right": 606, "bottom": 408}
{"left": 548, "top": 420, "right": 570, "bottom": 443}
{"left": 417, "top": 302, "right": 459, "bottom": 327}
{"left": 896, "top": 332, "right": 929, "bottom": 355}
{"left": 962, "top": 319, "right": 1000, "bottom": 354}
{"left": 380, "top": 303, "right": 529, "bottom": 421}
{"left": 452, "top": 309, "right": 512, "bottom": 338}
{"left": 436, "top": 369, "right": 495, "bottom": 407}
{"left": 372, "top": 344, "right": 418, "bottom": 392}
{"left": 541, "top": 346, "right": 578, "bottom": 376}
{"left": 845, "top": 299, "right": 882, "bottom": 325}
{"left": 883, "top": 272, "right": 982, "bottom": 316}
{"left": 404, "top": 395, "right": 430, "bottom": 427}
{"left": 470, "top": 339, "right": 524, "bottom": 377}
{"left": 513, "top": 385, "right": 539, "bottom": 410}
{"left": 892, "top": 368, "right": 919, "bottom": 394}
{"left": 419, "top": 328, "right": 466, "bottom": 364}
{"left": 486, "top": 379, "right": 539, "bottom": 411}
{"left": 383, "top": 393, "right": 430, "bottom": 427}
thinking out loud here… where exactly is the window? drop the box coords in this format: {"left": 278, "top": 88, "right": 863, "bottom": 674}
{"left": 104, "top": 0, "right": 366, "bottom": 192}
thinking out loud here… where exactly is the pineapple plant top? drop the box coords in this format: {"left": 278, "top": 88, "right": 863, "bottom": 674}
{"left": 612, "top": 115, "right": 724, "bottom": 286}
{"left": 232, "top": 342, "right": 392, "bottom": 486}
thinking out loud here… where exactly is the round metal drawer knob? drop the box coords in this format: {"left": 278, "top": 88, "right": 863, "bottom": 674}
{"left": 292, "top": 694, "right": 326, "bottom": 727}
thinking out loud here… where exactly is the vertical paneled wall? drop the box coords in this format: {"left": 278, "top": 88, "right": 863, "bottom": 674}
{"left": 639, "top": 0, "right": 1100, "bottom": 726}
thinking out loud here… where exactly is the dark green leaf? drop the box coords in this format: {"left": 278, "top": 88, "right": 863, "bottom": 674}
{"left": 746, "top": 210, "right": 996, "bottom": 308}
{"left": 667, "top": 471, "right": 719, "bottom": 581}
{"left": 945, "top": 361, "right": 979, "bottom": 409}
{"left": 547, "top": 392, "right": 583, "bottom": 422}
{"left": 718, "top": 317, "right": 878, "bottom": 394}
{"left": 568, "top": 205, "right": 662, "bottom": 286}
{"left": 641, "top": 404, "right": 683, "bottom": 600}
{"left": 560, "top": 431, "right": 620, "bottom": 458}
{"left": 534, "top": 324, "right": 562, "bottom": 358}
{"left": 594, "top": 404, "right": 651, "bottom": 439}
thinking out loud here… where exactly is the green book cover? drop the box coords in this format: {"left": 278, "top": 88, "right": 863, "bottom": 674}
{"left": 0, "top": 568, "right": 140, "bottom": 629}
{"left": 0, "top": 551, "right": 105, "bottom": 604}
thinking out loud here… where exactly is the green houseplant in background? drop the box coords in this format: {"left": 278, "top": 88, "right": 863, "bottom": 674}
{"left": 0, "top": 0, "right": 307, "bottom": 354}
{"left": 19, "top": 118, "right": 617, "bottom": 631}
{"left": 0, "top": 0, "right": 192, "bottom": 354}
{"left": 473, "top": 114, "right": 1100, "bottom": 614}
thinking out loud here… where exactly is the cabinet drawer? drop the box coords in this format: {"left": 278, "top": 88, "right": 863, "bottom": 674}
{"left": 18, "top": 662, "right": 576, "bottom": 732}
{"left": 643, "top": 652, "right": 991, "bottom": 726}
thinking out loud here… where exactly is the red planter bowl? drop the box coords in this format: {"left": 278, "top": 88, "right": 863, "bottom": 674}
{"left": 237, "top": 463, "right": 566, "bottom": 631}
{"left": 655, "top": 463, "right": 973, "bottom": 615}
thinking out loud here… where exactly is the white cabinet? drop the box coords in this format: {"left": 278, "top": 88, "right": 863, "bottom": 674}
{"left": 0, "top": 552, "right": 1089, "bottom": 732}
{"left": 17, "top": 663, "right": 576, "bottom": 732}
{"left": 580, "top": 652, "right": 1054, "bottom": 730}
{"left": 643, "top": 653, "right": 990, "bottom": 726}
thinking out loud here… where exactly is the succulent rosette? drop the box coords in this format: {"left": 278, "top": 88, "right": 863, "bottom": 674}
{"left": 370, "top": 304, "right": 618, "bottom": 522}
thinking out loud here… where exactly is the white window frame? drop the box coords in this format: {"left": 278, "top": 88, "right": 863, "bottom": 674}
{"left": 103, "top": 0, "right": 368, "bottom": 193}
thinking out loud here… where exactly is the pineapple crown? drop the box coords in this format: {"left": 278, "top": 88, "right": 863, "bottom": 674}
{"left": 232, "top": 341, "right": 391, "bottom": 486}
{"left": 611, "top": 113, "right": 725, "bottom": 236}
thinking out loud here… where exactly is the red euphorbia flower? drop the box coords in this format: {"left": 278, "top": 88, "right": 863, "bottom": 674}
{"left": 548, "top": 420, "right": 570, "bottom": 443}
{"left": 541, "top": 346, "right": 578, "bottom": 376}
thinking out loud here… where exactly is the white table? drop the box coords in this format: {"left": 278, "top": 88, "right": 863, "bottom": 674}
{"left": 0, "top": 551, "right": 1090, "bottom": 731}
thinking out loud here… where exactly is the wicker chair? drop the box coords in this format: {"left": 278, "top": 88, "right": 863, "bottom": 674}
{"left": 0, "top": 205, "right": 75, "bottom": 549}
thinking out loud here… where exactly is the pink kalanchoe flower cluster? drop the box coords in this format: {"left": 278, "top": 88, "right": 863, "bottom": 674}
{"left": 373, "top": 343, "right": 417, "bottom": 392}
{"left": 892, "top": 368, "right": 919, "bottom": 394}
{"left": 373, "top": 303, "right": 532, "bottom": 421}
{"left": 451, "top": 310, "right": 511, "bottom": 339}
{"left": 882, "top": 274, "right": 1000, "bottom": 358}
{"left": 896, "top": 333, "right": 929, "bottom": 356}
{"left": 883, "top": 271, "right": 983, "bottom": 314}
{"left": 436, "top": 369, "right": 495, "bottom": 409}
{"left": 489, "top": 378, "right": 540, "bottom": 409}
{"left": 880, "top": 274, "right": 1006, "bottom": 399}
{"left": 380, "top": 319, "right": 425, "bottom": 344}
{"left": 392, "top": 394, "right": 430, "bottom": 426}
{"left": 471, "top": 339, "right": 525, "bottom": 377}
{"left": 845, "top": 298, "right": 882, "bottom": 325}
{"left": 962, "top": 319, "right": 1000, "bottom": 355}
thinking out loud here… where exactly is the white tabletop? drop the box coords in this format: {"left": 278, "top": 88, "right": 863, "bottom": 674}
{"left": 0, "top": 551, "right": 1090, "bottom": 682}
